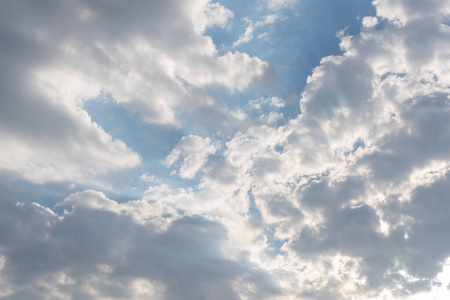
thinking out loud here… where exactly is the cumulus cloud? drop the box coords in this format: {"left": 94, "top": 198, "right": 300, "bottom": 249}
{"left": 0, "top": 188, "right": 285, "bottom": 300}
{"left": 164, "top": 135, "right": 218, "bottom": 179}
{"left": 2, "top": 0, "right": 450, "bottom": 299}
{"left": 0, "top": 0, "right": 276, "bottom": 184}
{"left": 374, "top": 0, "right": 450, "bottom": 24}
{"left": 362, "top": 16, "right": 379, "bottom": 28}
{"left": 194, "top": 0, "right": 450, "bottom": 297}
{"left": 196, "top": 2, "right": 234, "bottom": 33}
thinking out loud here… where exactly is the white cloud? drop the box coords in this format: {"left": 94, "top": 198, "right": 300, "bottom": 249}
{"left": 0, "top": 0, "right": 276, "bottom": 184}
{"left": 164, "top": 135, "right": 218, "bottom": 179}
{"left": 178, "top": 50, "right": 276, "bottom": 92}
{"left": 233, "top": 21, "right": 255, "bottom": 47}
{"left": 266, "top": 0, "right": 298, "bottom": 11}
{"left": 139, "top": 173, "right": 162, "bottom": 184}
{"left": 0, "top": 100, "right": 141, "bottom": 184}
{"left": 191, "top": 0, "right": 450, "bottom": 297}
{"left": 373, "top": 0, "right": 450, "bottom": 24}
{"left": 362, "top": 16, "right": 379, "bottom": 28}
{"left": 249, "top": 96, "right": 285, "bottom": 110}
{"left": 195, "top": 2, "right": 234, "bottom": 33}
{"left": 232, "top": 14, "right": 281, "bottom": 47}
{"left": 59, "top": 189, "right": 180, "bottom": 229}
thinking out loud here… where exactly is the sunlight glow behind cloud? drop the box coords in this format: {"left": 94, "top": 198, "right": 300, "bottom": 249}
{"left": 1, "top": 0, "right": 450, "bottom": 299}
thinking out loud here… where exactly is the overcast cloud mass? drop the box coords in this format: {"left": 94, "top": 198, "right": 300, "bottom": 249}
{"left": 1, "top": 0, "right": 450, "bottom": 299}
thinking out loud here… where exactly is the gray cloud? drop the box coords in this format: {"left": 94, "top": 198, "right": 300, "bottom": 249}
{"left": 0, "top": 191, "right": 281, "bottom": 300}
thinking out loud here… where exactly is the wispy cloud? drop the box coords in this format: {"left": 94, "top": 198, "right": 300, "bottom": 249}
{"left": 232, "top": 14, "right": 281, "bottom": 47}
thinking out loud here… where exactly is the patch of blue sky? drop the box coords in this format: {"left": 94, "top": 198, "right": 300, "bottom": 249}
{"left": 248, "top": 189, "right": 263, "bottom": 221}
{"left": 248, "top": 189, "right": 289, "bottom": 255}
{"left": 0, "top": 170, "right": 81, "bottom": 213}
{"left": 274, "top": 144, "right": 285, "bottom": 153}
{"left": 343, "top": 137, "right": 365, "bottom": 156}
{"left": 265, "top": 226, "right": 289, "bottom": 255}
{"left": 83, "top": 95, "right": 202, "bottom": 198}
{"left": 207, "top": 0, "right": 375, "bottom": 119}
{"left": 352, "top": 137, "right": 365, "bottom": 152}
{"left": 207, "top": 0, "right": 262, "bottom": 56}
{"left": 203, "top": 84, "right": 272, "bottom": 122}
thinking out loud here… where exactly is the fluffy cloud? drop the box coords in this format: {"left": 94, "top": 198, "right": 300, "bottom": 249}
{"left": 374, "top": 0, "right": 450, "bottom": 24}
{"left": 0, "top": 189, "right": 282, "bottom": 300}
{"left": 2, "top": 0, "right": 450, "bottom": 299}
{"left": 164, "top": 135, "right": 218, "bottom": 179}
{"left": 0, "top": 0, "right": 276, "bottom": 184}
{"left": 195, "top": 0, "right": 450, "bottom": 297}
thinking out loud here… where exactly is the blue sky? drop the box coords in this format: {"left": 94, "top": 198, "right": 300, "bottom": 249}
{"left": 1, "top": 0, "right": 450, "bottom": 299}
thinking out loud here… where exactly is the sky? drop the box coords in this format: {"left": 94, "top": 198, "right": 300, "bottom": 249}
{"left": 1, "top": 0, "right": 450, "bottom": 299}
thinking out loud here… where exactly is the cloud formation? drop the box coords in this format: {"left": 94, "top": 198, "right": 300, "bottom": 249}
{"left": 164, "top": 135, "right": 218, "bottom": 179}
{"left": 0, "top": 0, "right": 276, "bottom": 184}
{"left": 1, "top": 0, "right": 450, "bottom": 299}
{"left": 0, "top": 191, "right": 279, "bottom": 299}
